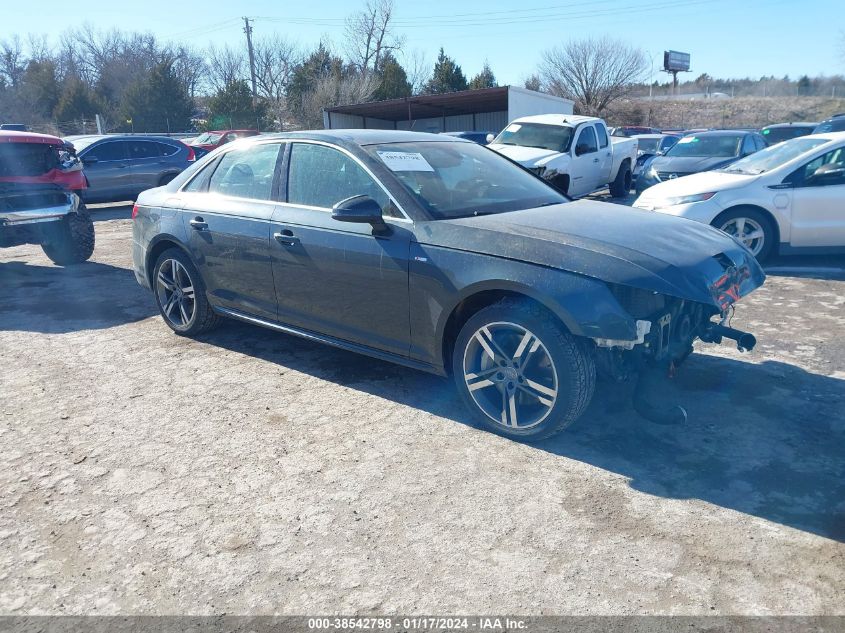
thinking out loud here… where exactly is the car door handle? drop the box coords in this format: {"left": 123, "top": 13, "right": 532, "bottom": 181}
{"left": 117, "top": 164, "right": 128, "bottom": 169}
{"left": 273, "top": 230, "right": 299, "bottom": 246}
{"left": 189, "top": 217, "right": 208, "bottom": 230}
{"left": 593, "top": 158, "right": 600, "bottom": 163}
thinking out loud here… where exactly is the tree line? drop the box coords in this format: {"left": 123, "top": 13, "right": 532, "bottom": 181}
{"left": 1, "top": 1, "right": 843, "bottom": 135}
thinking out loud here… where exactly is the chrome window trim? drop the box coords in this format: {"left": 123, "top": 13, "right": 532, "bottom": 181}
{"left": 179, "top": 138, "right": 284, "bottom": 199}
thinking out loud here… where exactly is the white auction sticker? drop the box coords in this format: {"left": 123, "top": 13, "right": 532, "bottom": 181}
{"left": 377, "top": 151, "right": 435, "bottom": 172}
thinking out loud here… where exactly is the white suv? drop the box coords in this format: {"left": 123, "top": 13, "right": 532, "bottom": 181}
{"left": 632, "top": 132, "right": 845, "bottom": 261}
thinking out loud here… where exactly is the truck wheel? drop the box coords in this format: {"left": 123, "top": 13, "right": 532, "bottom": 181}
{"left": 452, "top": 298, "right": 596, "bottom": 441}
{"left": 41, "top": 206, "right": 95, "bottom": 265}
{"left": 609, "top": 162, "right": 632, "bottom": 198}
{"left": 153, "top": 248, "right": 219, "bottom": 336}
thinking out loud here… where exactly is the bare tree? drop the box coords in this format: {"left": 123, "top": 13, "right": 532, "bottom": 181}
{"left": 206, "top": 44, "right": 246, "bottom": 93}
{"left": 0, "top": 36, "right": 26, "bottom": 88}
{"left": 402, "top": 48, "right": 431, "bottom": 95}
{"left": 299, "top": 73, "right": 379, "bottom": 129}
{"left": 345, "top": 0, "right": 403, "bottom": 76}
{"left": 253, "top": 35, "right": 300, "bottom": 130}
{"left": 540, "top": 37, "right": 647, "bottom": 115}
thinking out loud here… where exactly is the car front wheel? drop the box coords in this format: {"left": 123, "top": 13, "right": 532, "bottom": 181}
{"left": 41, "top": 206, "right": 95, "bottom": 265}
{"left": 714, "top": 207, "right": 775, "bottom": 262}
{"left": 153, "top": 248, "right": 219, "bottom": 336}
{"left": 452, "top": 298, "right": 596, "bottom": 441}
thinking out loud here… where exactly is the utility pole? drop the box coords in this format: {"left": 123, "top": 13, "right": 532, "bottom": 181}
{"left": 243, "top": 17, "right": 258, "bottom": 107}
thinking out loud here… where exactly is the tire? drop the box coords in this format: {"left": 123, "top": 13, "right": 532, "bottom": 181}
{"left": 152, "top": 248, "right": 219, "bottom": 336}
{"left": 609, "top": 162, "right": 632, "bottom": 198}
{"left": 713, "top": 207, "right": 776, "bottom": 262}
{"left": 41, "top": 205, "right": 95, "bottom": 265}
{"left": 452, "top": 298, "right": 596, "bottom": 441}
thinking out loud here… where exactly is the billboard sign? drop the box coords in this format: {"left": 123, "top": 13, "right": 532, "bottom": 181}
{"left": 663, "top": 50, "right": 691, "bottom": 72}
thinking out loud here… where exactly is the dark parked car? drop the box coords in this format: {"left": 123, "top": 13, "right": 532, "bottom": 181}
{"left": 636, "top": 130, "right": 767, "bottom": 193}
{"left": 610, "top": 126, "right": 660, "bottom": 137}
{"left": 760, "top": 122, "right": 818, "bottom": 145}
{"left": 630, "top": 133, "right": 679, "bottom": 187}
{"left": 0, "top": 123, "right": 28, "bottom": 132}
{"left": 440, "top": 131, "right": 494, "bottom": 145}
{"left": 132, "top": 131, "right": 764, "bottom": 440}
{"left": 813, "top": 114, "right": 845, "bottom": 134}
{"left": 64, "top": 135, "right": 195, "bottom": 203}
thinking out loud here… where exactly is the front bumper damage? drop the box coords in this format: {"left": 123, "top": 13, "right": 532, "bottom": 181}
{"left": 593, "top": 249, "right": 763, "bottom": 424}
{"left": 0, "top": 185, "right": 79, "bottom": 248}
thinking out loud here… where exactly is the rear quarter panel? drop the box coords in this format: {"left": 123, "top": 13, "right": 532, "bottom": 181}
{"left": 132, "top": 193, "right": 189, "bottom": 289}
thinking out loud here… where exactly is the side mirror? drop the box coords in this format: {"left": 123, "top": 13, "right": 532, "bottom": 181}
{"left": 82, "top": 155, "right": 98, "bottom": 165}
{"left": 485, "top": 133, "right": 495, "bottom": 144}
{"left": 332, "top": 195, "right": 387, "bottom": 229}
{"left": 808, "top": 163, "right": 845, "bottom": 184}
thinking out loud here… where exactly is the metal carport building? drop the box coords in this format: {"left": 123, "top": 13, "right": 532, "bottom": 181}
{"left": 322, "top": 86, "right": 574, "bottom": 134}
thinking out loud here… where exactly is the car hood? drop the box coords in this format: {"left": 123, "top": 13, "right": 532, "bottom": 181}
{"left": 415, "top": 200, "right": 764, "bottom": 309}
{"left": 649, "top": 155, "right": 738, "bottom": 173}
{"left": 635, "top": 171, "right": 757, "bottom": 201}
{"left": 489, "top": 144, "right": 562, "bottom": 166}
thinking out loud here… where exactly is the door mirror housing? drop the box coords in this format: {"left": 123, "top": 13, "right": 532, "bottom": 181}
{"left": 485, "top": 133, "right": 496, "bottom": 144}
{"left": 807, "top": 163, "right": 845, "bottom": 185}
{"left": 332, "top": 195, "right": 387, "bottom": 229}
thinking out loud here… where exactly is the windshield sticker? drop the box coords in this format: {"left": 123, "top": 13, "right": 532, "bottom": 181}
{"left": 505, "top": 124, "right": 521, "bottom": 133}
{"left": 678, "top": 136, "right": 699, "bottom": 144}
{"left": 377, "top": 151, "right": 435, "bottom": 172}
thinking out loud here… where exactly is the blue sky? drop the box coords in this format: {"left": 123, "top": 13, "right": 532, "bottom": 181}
{"left": 10, "top": 0, "right": 844, "bottom": 84}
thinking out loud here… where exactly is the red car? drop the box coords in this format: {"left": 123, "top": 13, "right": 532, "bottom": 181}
{"left": 190, "top": 129, "right": 259, "bottom": 154}
{"left": 0, "top": 131, "right": 95, "bottom": 264}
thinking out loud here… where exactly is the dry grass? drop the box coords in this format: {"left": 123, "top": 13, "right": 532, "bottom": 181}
{"left": 606, "top": 96, "right": 845, "bottom": 129}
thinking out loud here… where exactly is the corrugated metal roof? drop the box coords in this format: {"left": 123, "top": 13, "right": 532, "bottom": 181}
{"left": 325, "top": 87, "right": 511, "bottom": 121}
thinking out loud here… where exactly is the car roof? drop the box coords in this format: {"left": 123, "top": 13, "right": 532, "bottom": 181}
{"left": 631, "top": 133, "right": 669, "bottom": 139}
{"left": 0, "top": 130, "right": 63, "bottom": 144}
{"left": 683, "top": 130, "right": 751, "bottom": 137}
{"left": 258, "top": 129, "right": 470, "bottom": 146}
{"left": 63, "top": 135, "right": 184, "bottom": 143}
{"left": 510, "top": 114, "right": 597, "bottom": 127}
{"left": 762, "top": 122, "right": 818, "bottom": 128}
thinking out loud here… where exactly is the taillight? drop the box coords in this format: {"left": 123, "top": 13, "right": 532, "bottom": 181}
{"left": 132, "top": 204, "right": 139, "bottom": 219}
{"left": 184, "top": 143, "right": 196, "bottom": 162}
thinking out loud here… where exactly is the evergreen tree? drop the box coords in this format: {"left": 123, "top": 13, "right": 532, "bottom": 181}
{"left": 206, "top": 80, "right": 267, "bottom": 129}
{"left": 54, "top": 78, "right": 101, "bottom": 130}
{"left": 372, "top": 53, "right": 411, "bottom": 100}
{"left": 119, "top": 61, "right": 193, "bottom": 132}
{"left": 287, "top": 43, "right": 344, "bottom": 119}
{"left": 469, "top": 62, "right": 497, "bottom": 90}
{"left": 422, "top": 48, "right": 468, "bottom": 94}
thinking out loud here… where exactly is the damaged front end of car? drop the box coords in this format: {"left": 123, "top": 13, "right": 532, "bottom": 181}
{"left": 591, "top": 247, "right": 765, "bottom": 424}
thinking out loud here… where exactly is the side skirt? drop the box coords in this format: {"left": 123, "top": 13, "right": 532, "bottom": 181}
{"left": 213, "top": 306, "right": 447, "bottom": 377}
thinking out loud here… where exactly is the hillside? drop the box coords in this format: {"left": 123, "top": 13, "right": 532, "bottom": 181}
{"left": 605, "top": 96, "right": 845, "bottom": 129}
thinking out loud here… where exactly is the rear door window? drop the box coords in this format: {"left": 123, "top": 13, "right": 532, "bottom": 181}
{"left": 157, "top": 142, "right": 180, "bottom": 157}
{"left": 128, "top": 140, "right": 161, "bottom": 160}
{"left": 596, "top": 123, "right": 609, "bottom": 149}
{"left": 207, "top": 142, "right": 281, "bottom": 200}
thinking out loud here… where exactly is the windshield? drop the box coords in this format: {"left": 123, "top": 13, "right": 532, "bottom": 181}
{"left": 814, "top": 119, "right": 845, "bottom": 134}
{"left": 492, "top": 122, "right": 574, "bottom": 152}
{"left": 194, "top": 132, "right": 223, "bottom": 145}
{"left": 719, "top": 137, "right": 831, "bottom": 175}
{"left": 65, "top": 136, "right": 100, "bottom": 151}
{"left": 367, "top": 141, "right": 567, "bottom": 220}
{"left": 635, "top": 138, "right": 660, "bottom": 153}
{"left": 666, "top": 135, "right": 743, "bottom": 158}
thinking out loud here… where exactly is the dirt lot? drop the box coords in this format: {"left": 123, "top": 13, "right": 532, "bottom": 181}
{"left": 1, "top": 203, "right": 843, "bottom": 615}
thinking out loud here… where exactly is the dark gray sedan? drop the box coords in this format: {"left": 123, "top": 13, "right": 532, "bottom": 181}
{"left": 132, "top": 130, "right": 765, "bottom": 440}
{"left": 65, "top": 135, "right": 194, "bottom": 203}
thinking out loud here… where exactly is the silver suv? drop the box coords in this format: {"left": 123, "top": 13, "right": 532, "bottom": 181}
{"left": 64, "top": 135, "right": 195, "bottom": 203}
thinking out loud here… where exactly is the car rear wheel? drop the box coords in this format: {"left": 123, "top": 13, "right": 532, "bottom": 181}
{"left": 153, "top": 248, "right": 219, "bottom": 336}
{"left": 714, "top": 207, "right": 775, "bottom": 262}
{"left": 452, "top": 298, "right": 596, "bottom": 441}
{"left": 41, "top": 205, "right": 95, "bottom": 265}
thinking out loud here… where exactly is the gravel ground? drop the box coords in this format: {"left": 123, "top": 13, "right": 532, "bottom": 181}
{"left": 0, "top": 204, "right": 843, "bottom": 615}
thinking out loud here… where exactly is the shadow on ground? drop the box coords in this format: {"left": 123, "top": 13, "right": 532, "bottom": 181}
{"left": 204, "top": 319, "right": 845, "bottom": 542}
{"left": 0, "top": 260, "right": 155, "bottom": 332}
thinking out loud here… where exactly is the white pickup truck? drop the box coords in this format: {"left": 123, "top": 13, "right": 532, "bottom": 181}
{"left": 488, "top": 114, "right": 639, "bottom": 198}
